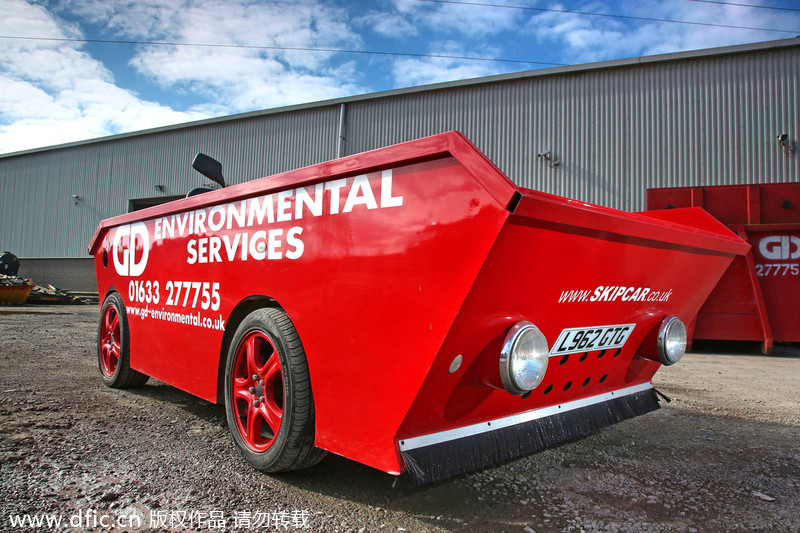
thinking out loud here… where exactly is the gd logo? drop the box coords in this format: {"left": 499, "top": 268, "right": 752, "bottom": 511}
{"left": 112, "top": 222, "right": 150, "bottom": 277}
{"left": 758, "top": 235, "right": 800, "bottom": 261}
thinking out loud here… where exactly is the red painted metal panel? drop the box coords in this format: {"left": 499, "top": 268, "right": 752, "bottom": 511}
{"left": 397, "top": 206, "right": 739, "bottom": 441}
{"left": 91, "top": 132, "right": 747, "bottom": 476}
{"left": 647, "top": 183, "right": 800, "bottom": 351}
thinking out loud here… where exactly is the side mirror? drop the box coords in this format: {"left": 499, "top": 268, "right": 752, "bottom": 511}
{"left": 192, "top": 153, "right": 226, "bottom": 188}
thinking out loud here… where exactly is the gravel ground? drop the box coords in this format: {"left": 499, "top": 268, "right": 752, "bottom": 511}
{"left": 1, "top": 305, "right": 798, "bottom": 533}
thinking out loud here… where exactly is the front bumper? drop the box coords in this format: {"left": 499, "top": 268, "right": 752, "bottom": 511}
{"left": 399, "top": 383, "right": 659, "bottom": 484}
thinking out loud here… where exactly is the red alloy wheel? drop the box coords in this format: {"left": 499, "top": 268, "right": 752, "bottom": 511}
{"left": 230, "top": 330, "right": 284, "bottom": 452}
{"left": 99, "top": 304, "right": 121, "bottom": 377}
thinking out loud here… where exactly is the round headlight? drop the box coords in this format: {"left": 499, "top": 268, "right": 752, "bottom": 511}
{"left": 657, "top": 315, "right": 687, "bottom": 366}
{"left": 499, "top": 321, "right": 549, "bottom": 395}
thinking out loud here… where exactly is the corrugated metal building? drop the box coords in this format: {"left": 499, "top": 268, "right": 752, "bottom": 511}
{"left": 1, "top": 38, "right": 798, "bottom": 291}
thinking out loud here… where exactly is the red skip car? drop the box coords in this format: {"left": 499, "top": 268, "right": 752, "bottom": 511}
{"left": 90, "top": 132, "right": 748, "bottom": 483}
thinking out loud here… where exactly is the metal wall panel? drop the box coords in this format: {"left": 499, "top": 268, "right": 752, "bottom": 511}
{"left": 1, "top": 40, "right": 798, "bottom": 260}
{"left": 344, "top": 46, "right": 799, "bottom": 212}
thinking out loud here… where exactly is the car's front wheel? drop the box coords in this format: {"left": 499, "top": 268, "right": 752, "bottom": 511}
{"left": 224, "top": 307, "right": 325, "bottom": 471}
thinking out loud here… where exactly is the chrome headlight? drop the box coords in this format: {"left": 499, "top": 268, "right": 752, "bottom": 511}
{"left": 499, "top": 321, "right": 549, "bottom": 395}
{"left": 657, "top": 315, "right": 686, "bottom": 366}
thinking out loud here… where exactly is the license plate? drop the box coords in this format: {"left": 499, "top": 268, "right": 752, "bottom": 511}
{"left": 550, "top": 324, "right": 636, "bottom": 356}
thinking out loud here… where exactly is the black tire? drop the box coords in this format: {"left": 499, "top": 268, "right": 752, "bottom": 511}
{"left": 97, "top": 292, "right": 149, "bottom": 388}
{"left": 224, "top": 307, "right": 326, "bottom": 471}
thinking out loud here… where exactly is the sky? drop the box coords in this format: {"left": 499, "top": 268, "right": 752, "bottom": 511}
{"left": 1, "top": 0, "right": 798, "bottom": 155}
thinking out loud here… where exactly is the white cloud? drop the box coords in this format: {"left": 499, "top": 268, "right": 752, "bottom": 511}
{"left": 392, "top": 41, "right": 511, "bottom": 86}
{"left": 353, "top": 11, "right": 418, "bottom": 39}
{"left": 363, "top": 0, "right": 530, "bottom": 87}
{"left": 63, "top": 0, "right": 367, "bottom": 110}
{"left": 59, "top": 0, "right": 191, "bottom": 40}
{"left": 0, "top": 74, "right": 205, "bottom": 151}
{"left": 129, "top": 44, "right": 362, "bottom": 109}
{"left": 0, "top": 0, "right": 208, "bottom": 154}
{"left": 0, "top": 0, "right": 371, "bottom": 153}
{"left": 523, "top": 0, "right": 800, "bottom": 64}
{"left": 354, "top": 0, "right": 525, "bottom": 40}
{"left": 391, "top": 0, "right": 526, "bottom": 37}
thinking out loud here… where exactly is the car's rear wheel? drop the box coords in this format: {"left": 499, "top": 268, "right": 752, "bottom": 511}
{"left": 97, "top": 292, "right": 149, "bottom": 388}
{"left": 224, "top": 307, "right": 325, "bottom": 471}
